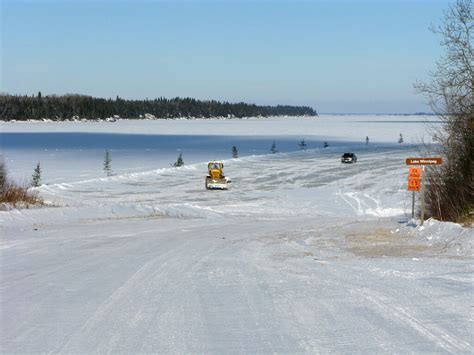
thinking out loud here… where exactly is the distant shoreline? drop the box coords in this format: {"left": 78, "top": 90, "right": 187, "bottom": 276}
{"left": 318, "top": 112, "right": 436, "bottom": 116}
{"left": 0, "top": 93, "right": 317, "bottom": 122}
{"left": 1, "top": 115, "right": 320, "bottom": 123}
{"left": 0, "top": 113, "right": 438, "bottom": 125}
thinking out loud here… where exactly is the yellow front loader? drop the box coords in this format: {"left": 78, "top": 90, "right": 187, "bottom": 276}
{"left": 205, "top": 161, "right": 231, "bottom": 190}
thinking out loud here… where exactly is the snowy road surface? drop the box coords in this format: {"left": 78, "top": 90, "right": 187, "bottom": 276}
{"left": 1, "top": 117, "right": 472, "bottom": 353}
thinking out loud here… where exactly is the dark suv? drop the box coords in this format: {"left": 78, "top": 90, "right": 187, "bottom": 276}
{"left": 341, "top": 152, "right": 357, "bottom": 163}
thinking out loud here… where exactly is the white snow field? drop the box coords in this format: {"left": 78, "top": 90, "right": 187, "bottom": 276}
{"left": 1, "top": 115, "right": 472, "bottom": 353}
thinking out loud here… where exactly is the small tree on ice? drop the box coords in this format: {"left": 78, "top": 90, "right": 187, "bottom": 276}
{"left": 32, "top": 162, "right": 41, "bottom": 187}
{"left": 270, "top": 140, "right": 278, "bottom": 153}
{"left": 232, "top": 146, "right": 239, "bottom": 159}
{"left": 104, "top": 149, "right": 113, "bottom": 176}
{"left": 299, "top": 139, "right": 307, "bottom": 150}
{"left": 173, "top": 153, "right": 184, "bottom": 167}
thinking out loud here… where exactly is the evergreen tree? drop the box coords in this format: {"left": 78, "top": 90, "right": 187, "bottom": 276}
{"left": 32, "top": 162, "right": 41, "bottom": 187}
{"left": 232, "top": 146, "right": 239, "bottom": 158}
{"left": 173, "top": 153, "right": 184, "bottom": 167}
{"left": 0, "top": 158, "right": 6, "bottom": 194}
{"left": 398, "top": 133, "right": 404, "bottom": 143}
{"left": 104, "top": 149, "right": 113, "bottom": 176}
{"left": 270, "top": 140, "right": 278, "bottom": 154}
{"left": 299, "top": 139, "right": 307, "bottom": 150}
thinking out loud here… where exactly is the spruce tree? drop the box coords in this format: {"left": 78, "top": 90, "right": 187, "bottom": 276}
{"left": 299, "top": 139, "right": 307, "bottom": 150}
{"left": 232, "top": 146, "right": 239, "bottom": 158}
{"left": 104, "top": 149, "right": 113, "bottom": 176}
{"left": 0, "top": 159, "right": 6, "bottom": 194}
{"left": 173, "top": 153, "right": 184, "bottom": 167}
{"left": 270, "top": 140, "right": 278, "bottom": 154}
{"left": 32, "top": 162, "right": 41, "bottom": 187}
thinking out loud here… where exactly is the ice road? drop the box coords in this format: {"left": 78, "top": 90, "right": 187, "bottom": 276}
{"left": 1, "top": 145, "right": 472, "bottom": 353}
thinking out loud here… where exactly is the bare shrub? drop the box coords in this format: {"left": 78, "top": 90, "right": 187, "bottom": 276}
{"left": 0, "top": 160, "right": 43, "bottom": 208}
{"left": 0, "top": 183, "right": 42, "bottom": 207}
{"left": 415, "top": 0, "right": 473, "bottom": 222}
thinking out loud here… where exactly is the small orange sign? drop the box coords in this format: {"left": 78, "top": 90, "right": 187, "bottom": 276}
{"left": 408, "top": 167, "right": 422, "bottom": 180}
{"left": 406, "top": 157, "right": 442, "bottom": 165}
{"left": 408, "top": 179, "right": 421, "bottom": 191}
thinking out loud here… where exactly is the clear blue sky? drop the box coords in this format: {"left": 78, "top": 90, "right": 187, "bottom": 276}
{"left": 1, "top": 0, "right": 449, "bottom": 113}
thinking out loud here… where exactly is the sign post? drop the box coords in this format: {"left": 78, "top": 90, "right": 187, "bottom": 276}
{"left": 420, "top": 167, "right": 425, "bottom": 225}
{"left": 408, "top": 167, "right": 422, "bottom": 219}
{"left": 406, "top": 158, "right": 442, "bottom": 226}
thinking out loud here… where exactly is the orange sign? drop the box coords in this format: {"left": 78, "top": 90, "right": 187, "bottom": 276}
{"left": 408, "top": 167, "right": 422, "bottom": 180}
{"left": 406, "top": 157, "right": 442, "bottom": 165}
{"left": 408, "top": 179, "right": 421, "bottom": 191}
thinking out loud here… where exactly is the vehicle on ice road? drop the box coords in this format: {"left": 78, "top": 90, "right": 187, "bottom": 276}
{"left": 205, "top": 161, "right": 231, "bottom": 190}
{"left": 341, "top": 152, "right": 357, "bottom": 163}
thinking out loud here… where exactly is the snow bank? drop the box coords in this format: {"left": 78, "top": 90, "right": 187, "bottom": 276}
{"left": 394, "top": 219, "right": 473, "bottom": 257}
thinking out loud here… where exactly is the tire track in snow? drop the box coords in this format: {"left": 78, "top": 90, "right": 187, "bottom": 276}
{"left": 26, "top": 147, "right": 414, "bottom": 225}
{"left": 357, "top": 288, "right": 472, "bottom": 353}
{"left": 57, "top": 238, "right": 195, "bottom": 353}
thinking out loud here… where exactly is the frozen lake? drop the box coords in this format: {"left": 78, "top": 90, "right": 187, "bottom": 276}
{"left": 1, "top": 114, "right": 438, "bottom": 184}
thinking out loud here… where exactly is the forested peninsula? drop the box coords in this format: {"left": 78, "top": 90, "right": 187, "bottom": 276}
{"left": 0, "top": 93, "right": 317, "bottom": 121}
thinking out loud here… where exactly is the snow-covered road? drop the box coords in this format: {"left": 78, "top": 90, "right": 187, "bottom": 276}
{"left": 1, "top": 217, "right": 472, "bottom": 353}
{"left": 1, "top": 143, "right": 472, "bottom": 353}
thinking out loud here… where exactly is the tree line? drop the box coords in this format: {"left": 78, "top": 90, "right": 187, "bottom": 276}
{"left": 0, "top": 93, "right": 317, "bottom": 121}
{"left": 415, "top": 0, "right": 472, "bottom": 223}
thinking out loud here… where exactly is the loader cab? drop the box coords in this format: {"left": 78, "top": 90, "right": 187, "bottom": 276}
{"left": 208, "top": 162, "right": 223, "bottom": 171}
{"left": 208, "top": 161, "right": 224, "bottom": 180}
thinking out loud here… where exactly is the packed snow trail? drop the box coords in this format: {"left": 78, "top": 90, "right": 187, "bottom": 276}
{"left": 4, "top": 146, "right": 417, "bottom": 226}
{"left": 1, "top": 146, "right": 472, "bottom": 353}
{"left": 1, "top": 218, "right": 471, "bottom": 353}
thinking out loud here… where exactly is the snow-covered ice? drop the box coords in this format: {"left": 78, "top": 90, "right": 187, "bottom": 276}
{"left": 1, "top": 115, "right": 472, "bottom": 353}
{"left": 1, "top": 114, "right": 438, "bottom": 183}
